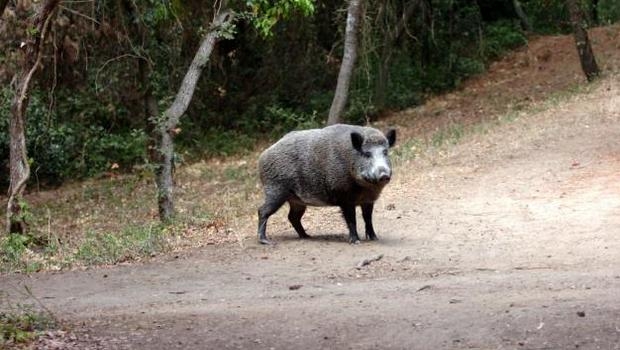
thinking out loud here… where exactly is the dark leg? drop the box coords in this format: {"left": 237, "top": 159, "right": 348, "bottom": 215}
{"left": 288, "top": 202, "right": 310, "bottom": 239}
{"left": 340, "top": 204, "right": 361, "bottom": 244}
{"left": 257, "top": 190, "right": 288, "bottom": 245}
{"left": 361, "top": 203, "right": 378, "bottom": 240}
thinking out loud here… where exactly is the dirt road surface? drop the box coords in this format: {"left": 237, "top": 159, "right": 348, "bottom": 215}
{"left": 3, "top": 78, "right": 620, "bottom": 349}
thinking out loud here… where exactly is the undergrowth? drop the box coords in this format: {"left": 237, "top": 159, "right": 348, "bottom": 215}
{"left": 0, "top": 288, "right": 59, "bottom": 348}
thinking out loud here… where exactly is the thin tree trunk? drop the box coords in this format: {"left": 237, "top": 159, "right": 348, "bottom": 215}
{"left": 512, "top": 0, "right": 532, "bottom": 32}
{"left": 139, "top": 57, "right": 160, "bottom": 166}
{"left": 567, "top": 0, "right": 600, "bottom": 82}
{"left": 6, "top": 0, "right": 59, "bottom": 234}
{"left": 154, "top": 10, "right": 234, "bottom": 222}
{"left": 327, "top": 0, "right": 363, "bottom": 125}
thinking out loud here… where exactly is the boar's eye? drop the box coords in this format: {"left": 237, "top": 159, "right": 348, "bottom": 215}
{"left": 362, "top": 151, "right": 372, "bottom": 158}
{"left": 383, "top": 149, "right": 388, "bottom": 156}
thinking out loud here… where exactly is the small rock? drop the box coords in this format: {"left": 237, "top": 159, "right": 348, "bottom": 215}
{"left": 289, "top": 284, "right": 303, "bottom": 291}
{"left": 398, "top": 256, "right": 412, "bottom": 263}
{"left": 577, "top": 311, "right": 586, "bottom": 317}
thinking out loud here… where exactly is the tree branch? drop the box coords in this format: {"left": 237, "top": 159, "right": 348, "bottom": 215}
{"left": 162, "top": 9, "right": 234, "bottom": 130}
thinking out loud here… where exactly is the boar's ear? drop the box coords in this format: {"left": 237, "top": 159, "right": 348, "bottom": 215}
{"left": 351, "top": 132, "right": 364, "bottom": 152}
{"left": 385, "top": 128, "right": 396, "bottom": 148}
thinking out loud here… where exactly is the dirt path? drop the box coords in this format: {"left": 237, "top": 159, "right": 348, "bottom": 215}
{"left": 2, "top": 76, "right": 620, "bottom": 349}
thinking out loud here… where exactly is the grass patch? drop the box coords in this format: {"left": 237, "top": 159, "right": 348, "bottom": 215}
{"left": 0, "top": 225, "right": 168, "bottom": 272}
{"left": 73, "top": 224, "right": 167, "bottom": 266}
{"left": 431, "top": 123, "right": 466, "bottom": 148}
{"left": 0, "top": 156, "right": 258, "bottom": 273}
{"left": 0, "top": 289, "right": 59, "bottom": 348}
{"left": 392, "top": 137, "right": 424, "bottom": 165}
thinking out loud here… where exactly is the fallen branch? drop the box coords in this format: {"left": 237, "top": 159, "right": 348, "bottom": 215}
{"left": 356, "top": 254, "right": 384, "bottom": 269}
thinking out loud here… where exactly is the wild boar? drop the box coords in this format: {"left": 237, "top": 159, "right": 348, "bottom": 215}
{"left": 257, "top": 124, "right": 396, "bottom": 244}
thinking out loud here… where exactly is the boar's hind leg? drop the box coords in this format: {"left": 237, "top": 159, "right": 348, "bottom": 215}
{"left": 288, "top": 202, "right": 310, "bottom": 239}
{"left": 258, "top": 190, "right": 288, "bottom": 245}
{"left": 361, "top": 203, "right": 378, "bottom": 241}
{"left": 340, "top": 205, "right": 361, "bottom": 244}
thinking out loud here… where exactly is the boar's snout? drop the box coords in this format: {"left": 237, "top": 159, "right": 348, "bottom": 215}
{"left": 378, "top": 168, "right": 391, "bottom": 183}
{"left": 362, "top": 165, "right": 391, "bottom": 185}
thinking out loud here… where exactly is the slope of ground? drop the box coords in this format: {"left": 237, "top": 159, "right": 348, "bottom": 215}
{"left": 2, "top": 27, "right": 620, "bottom": 349}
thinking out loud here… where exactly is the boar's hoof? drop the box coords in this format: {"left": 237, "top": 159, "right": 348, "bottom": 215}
{"left": 350, "top": 239, "right": 361, "bottom": 245}
{"left": 298, "top": 233, "right": 312, "bottom": 239}
{"left": 259, "top": 237, "right": 275, "bottom": 245}
{"left": 366, "top": 234, "right": 378, "bottom": 241}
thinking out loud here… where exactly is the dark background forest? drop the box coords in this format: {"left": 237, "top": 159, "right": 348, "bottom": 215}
{"left": 1, "top": 0, "right": 619, "bottom": 189}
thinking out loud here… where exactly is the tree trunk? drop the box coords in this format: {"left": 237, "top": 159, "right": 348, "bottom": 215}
{"left": 154, "top": 10, "right": 234, "bottom": 222}
{"left": 6, "top": 0, "right": 59, "bottom": 234}
{"left": 327, "top": 0, "right": 363, "bottom": 125}
{"left": 567, "top": 0, "right": 600, "bottom": 82}
{"left": 138, "top": 57, "right": 160, "bottom": 168}
{"left": 512, "top": 0, "right": 532, "bottom": 32}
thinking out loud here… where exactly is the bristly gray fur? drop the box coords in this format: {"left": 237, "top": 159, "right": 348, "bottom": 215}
{"left": 257, "top": 123, "right": 396, "bottom": 244}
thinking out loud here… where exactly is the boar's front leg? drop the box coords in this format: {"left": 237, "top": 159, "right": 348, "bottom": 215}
{"left": 340, "top": 204, "right": 361, "bottom": 244}
{"left": 361, "top": 203, "right": 378, "bottom": 241}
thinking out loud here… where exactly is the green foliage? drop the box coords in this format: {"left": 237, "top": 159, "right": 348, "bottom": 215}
{"left": 259, "top": 105, "right": 321, "bottom": 134}
{"left": 0, "top": 305, "right": 55, "bottom": 346}
{"left": 248, "top": 0, "right": 315, "bottom": 37}
{"left": 598, "top": 0, "right": 620, "bottom": 24}
{"left": 482, "top": 20, "right": 528, "bottom": 60}
{"left": 180, "top": 127, "right": 257, "bottom": 158}
{"left": 524, "top": 0, "right": 571, "bottom": 34}
{"left": 1, "top": 86, "right": 148, "bottom": 188}
{"left": 522, "top": 0, "right": 619, "bottom": 33}
{"left": 0, "top": 234, "right": 31, "bottom": 267}
{"left": 75, "top": 225, "right": 166, "bottom": 265}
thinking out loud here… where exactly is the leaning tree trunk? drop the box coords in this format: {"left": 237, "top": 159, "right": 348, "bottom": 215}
{"left": 512, "top": 0, "right": 532, "bottom": 32}
{"left": 567, "top": 0, "right": 600, "bottom": 82}
{"left": 327, "top": 0, "right": 363, "bottom": 125}
{"left": 154, "top": 10, "right": 234, "bottom": 222}
{"left": 6, "top": 0, "right": 60, "bottom": 234}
